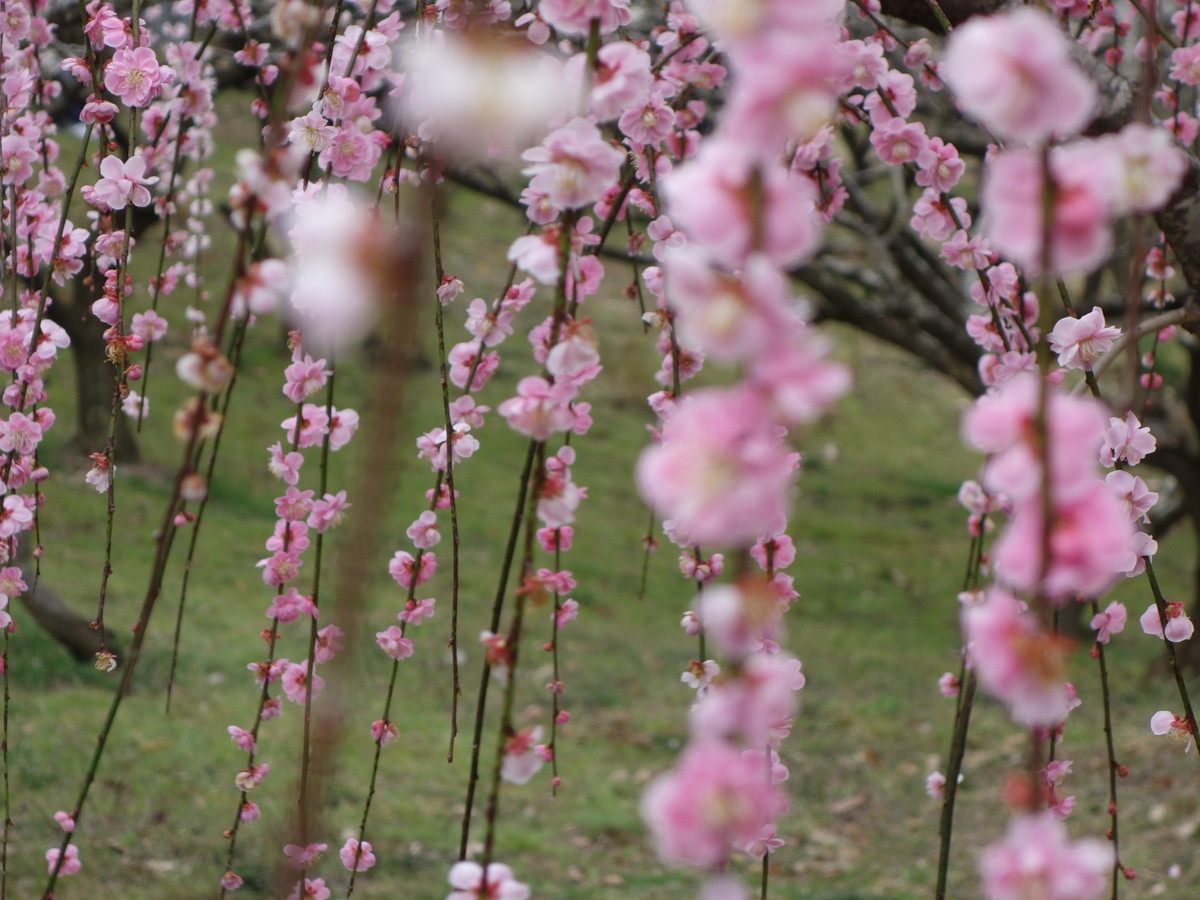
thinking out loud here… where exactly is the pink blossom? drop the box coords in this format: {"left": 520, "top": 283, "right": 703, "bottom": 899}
{"left": 281, "top": 404, "right": 329, "bottom": 449}
{"left": 497, "top": 376, "right": 577, "bottom": 440}
{"left": 642, "top": 739, "right": 787, "bottom": 869}
{"left": 1150, "top": 710, "right": 1195, "bottom": 752}
{"left": 993, "top": 484, "right": 1132, "bottom": 600}
{"left": 742, "top": 824, "right": 785, "bottom": 859}
{"left": 376, "top": 626, "right": 414, "bottom": 660}
{"left": 925, "top": 772, "right": 947, "bottom": 801}
{"left": 1140, "top": 601, "right": 1195, "bottom": 642}
{"left": 0, "top": 412, "right": 42, "bottom": 455}
{"left": 1106, "top": 470, "right": 1157, "bottom": 523}
{"left": 690, "top": 653, "right": 804, "bottom": 746}
{"left": 662, "top": 250, "right": 791, "bottom": 363}
{"left": 284, "top": 842, "right": 328, "bottom": 869}
{"left": 981, "top": 144, "right": 1119, "bottom": 276}
{"left": 938, "top": 672, "right": 961, "bottom": 699}
{"left": 289, "top": 110, "right": 337, "bottom": 153}
{"left": 501, "top": 726, "right": 545, "bottom": 785}
{"left": 1099, "top": 412, "right": 1156, "bottom": 467}
{"left": 941, "top": 8, "right": 1096, "bottom": 145}
{"left": 53, "top": 811, "right": 75, "bottom": 833}
{"left": 664, "top": 138, "right": 821, "bottom": 269}
{"left": 339, "top": 839, "right": 376, "bottom": 872}
{"left": 227, "top": 726, "right": 257, "bottom": 753}
{"left": 979, "top": 812, "right": 1111, "bottom": 900}
{"left": 1090, "top": 601, "right": 1127, "bottom": 644}
{"left": 0, "top": 134, "right": 36, "bottom": 185}
{"left": 328, "top": 408, "right": 359, "bottom": 450}
{"left": 287, "top": 877, "right": 331, "bottom": 900}
{"left": 916, "top": 138, "right": 965, "bottom": 192}
{"left": 104, "top": 47, "right": 173, "bottom": 107}
{"left": 871, "top": 118, "right": 928, "bottom": 167}
{"left": 637, "top": 387, "right": 799, "bottom": 547}
{"left": 1102, "top": 122, "right": 1187, "bottom": 215}
{"left": 235, "top": 763, "right": 269, "bottom": 791}
{"left": 587, "top": 41, "right": 652, "bottom": 120}
{"left": 681, "top": 659, "right": 720, "bottom": 692}
{"left": 131, "top": 310, "right": 168, "bottom": 342}
{"left": 0, "top": 495, "right": 33, "bottom": 539}
{"left": 910, "top": 189, "right": 970, "bottom": 242}
{"left": 398, "top": 597, "right": 436, "bottom": 625}
{"left": 221, "top": 871, "right": 244, "bottom": 891}
{"left": 314, "top": 625, "right": 343, "bottom": 663}
{"left": 268, "top": 442, "right": 304, "bottom": 485}
{"left": 406, "top": 510, "right": 441, "bottom": 549}
{"left": 447, "top": 861, "right": 531, "bottom": 900}
{"left": 963, "top": 588, "right": 1074, "bottom": 727}
{"left": 281, "top": 661, "right": 324, "bottom": 704}
{"left": 721, "top": 33, "right": 846, "bottom": 150}
{"left": 307, "top": 491, "right": 350, "bottom": 533}
{"left": 91, "top": 155, "right": 158, "bottom": 210}
{"left": 1048, "top": 308, "right": 1120, "bottom": 370}
{"left": 521, "top": 118, "right": 624, "bottom": 212}
{"left": 539, "top": 0, "right": 631, "bottom": 35}
{"left": 389, "top": 550, "right": 436, "bottom": 589}
{"left": 46, "top": 844, "right": 81, "bottom": 876}
{"left": 283, "top": 356, "right": 331, "bottom": 403}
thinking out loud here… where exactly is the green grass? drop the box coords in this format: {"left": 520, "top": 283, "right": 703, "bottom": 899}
{"left": 9, "top": 96, "right": 1200, "bottom": 899}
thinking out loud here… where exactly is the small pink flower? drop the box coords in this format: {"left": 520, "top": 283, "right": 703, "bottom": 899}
{"left": 925, "top": 772, "right": 947, "bottom": 801}
{"left": 281, "top": 661, "right": 324, "bottom": 704}
{"left": 1099, "top": 412, "right": 1156, "bottom": 467}
{"left": 53, "top": 811, "right": 75, "bottom": 833}
{"left": 938, "top": 672, "right": 961, "bottom": 699}
{"left": 406, "top": 510, "right": 441, "bottom": 549}
{"left": 1151, "top": 710, "right": 1195, "bottom": 752}
{"left": 307, "top": 490, "right": 350, "bottom": 533}
{"left": 447, "top": 861, "right": 531, "bottom": 900}
{"left": 221, "top": 871, "right": 244, "bottom": 890}
{"left": 389, "top": 550, "right": 436, "bottom": 589}
{"left": 642, "top": 739, "right": 787, "bottom": 869}
{"left": 637, "top": 387, "right": 798, "bottom": 547}
{"left": 398, "top": 597, "right": 437, "bottom": 625}
{"left": 941, "top": 8, "right": 1095, "bottom": 145}
{"left": 91, "top": 155, "right": 158, "bottom": 210}
{"left": 521, "top": 117, "right": 624, "bottom": 212}
{"left": 371, "top": 719, "right": 398, "bottom": 745}
{"left": 1048, "top": 307, "right": 1121, "bottom": 371}
{"left": 339, "top": 839, "right": 376, "bottom": 872}
{"left": 980, "top": 812, "right": 1110, "bottom": 900}
{"left": 268, "top": 442, "right": 304, "bottom": 485}
{"left": 1090, "top": 602, "right": 1127, "bottom": 644}
{"left": 375, "top": 626, "right": 414, "bottom": 661}
{"left": 284, "top": 842, "right": 328, "bottom": 869}
{"left": 227, "top": 725, "right": 257, "bottom": 753}
{"left": 46, "top": 844, "right": 81, "bottom": 876}
{"left": 235, "top": 763, "right": 269, "bottom": 791}
{"left": 963, "top": 588, "right": 1074, "bottom": 727}
{"left": 104, "top": 47, "right": 173, "bottom": 107}
{"left": 501, "top": 726, "right": 545, "bottom": 785}
{"left": 1140, "top": 601, "right": 1195, "bottom": 643}
{"left": 497, "top": 376, "right": 577, "bottom": 441}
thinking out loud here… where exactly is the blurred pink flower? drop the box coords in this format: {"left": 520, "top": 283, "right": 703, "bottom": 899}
{"left": 941, "top": 8, "right": 1095, "bottom": 145}
{"left": 980, "top": 812, "right": 1110, "bottom": 900}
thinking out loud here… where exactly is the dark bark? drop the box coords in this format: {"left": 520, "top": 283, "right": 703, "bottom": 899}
{"left": 48, "top": 279, "right": 141, "bottom": 462}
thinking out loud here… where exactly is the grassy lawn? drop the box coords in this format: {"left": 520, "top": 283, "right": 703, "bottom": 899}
{"left": 8, "top": 99, "right": 1199, "bottom": 899}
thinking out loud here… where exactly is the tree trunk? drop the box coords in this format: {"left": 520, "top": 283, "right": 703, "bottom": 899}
{"left": 49, "top": 279, "right": 140, "bottom": 462}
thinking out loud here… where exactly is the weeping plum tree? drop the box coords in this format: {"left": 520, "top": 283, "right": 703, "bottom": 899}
{"left": 1, "top": 0, "right": 1198, "bottom": 899}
